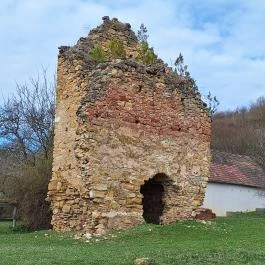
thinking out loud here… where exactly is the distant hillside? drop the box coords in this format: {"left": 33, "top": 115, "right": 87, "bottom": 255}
{"left": 211, "top": 97, "right": 265, "bottom": 169}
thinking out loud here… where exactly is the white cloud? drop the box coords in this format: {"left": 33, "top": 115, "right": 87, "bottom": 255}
{"left": 0, "top": 0, "right": 265, "bottom": 111}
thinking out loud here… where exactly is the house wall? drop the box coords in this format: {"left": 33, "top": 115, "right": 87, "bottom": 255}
{"left": 203, "top": 182, "right": 265, "bottom": 216}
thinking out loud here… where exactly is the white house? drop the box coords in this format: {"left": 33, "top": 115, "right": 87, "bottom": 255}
{"left": 203, "top": 151, "right": 265, "bottom": 216}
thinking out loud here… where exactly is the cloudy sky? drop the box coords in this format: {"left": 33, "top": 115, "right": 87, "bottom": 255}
{"left": 1, "top": 0, "right": 265, "bottom": 110}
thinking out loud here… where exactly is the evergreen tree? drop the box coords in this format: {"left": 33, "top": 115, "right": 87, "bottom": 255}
{"left": 137, "top": 23, "right": 149, "bottom": 43}
{"left": 174, "top": 53, "right": 190, "bottom": 76}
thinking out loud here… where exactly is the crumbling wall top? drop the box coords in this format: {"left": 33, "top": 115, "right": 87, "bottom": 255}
{"left": 58, "top": 16, "right": 138, "bottom": 61}
{"left": 57, "top": 16, "right": 209, "bottom": 115}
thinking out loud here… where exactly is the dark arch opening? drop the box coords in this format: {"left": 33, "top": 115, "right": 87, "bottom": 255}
{"left": 140, "top": 173, "right": 167, "bottom": 224}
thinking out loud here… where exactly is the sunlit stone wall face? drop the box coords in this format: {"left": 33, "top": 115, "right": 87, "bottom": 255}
{"left": 47, "top": 17, "right": 211, "bottom": 235}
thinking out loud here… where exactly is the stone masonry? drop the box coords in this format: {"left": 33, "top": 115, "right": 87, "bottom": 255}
{"left": 47, "top": 17, "right": 211, "bottom": 235}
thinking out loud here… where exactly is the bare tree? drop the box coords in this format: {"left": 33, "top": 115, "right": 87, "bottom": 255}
{"left": 0, "top": 69, "right": 55, "bottom": 229}
{"left": 0, "top": 69, "right": 55, "bottom": 161}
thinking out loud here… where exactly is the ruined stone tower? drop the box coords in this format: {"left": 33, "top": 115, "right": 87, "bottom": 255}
{"left": 47, "top": 17, "right": 211, "bottom": 235}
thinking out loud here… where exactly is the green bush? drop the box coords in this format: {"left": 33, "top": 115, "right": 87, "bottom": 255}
{"left": 90, "top": 39, "right": 126, "bottom": 62}
{"left": 137, "top": 42, "right": 157, "bottom": 65}
{"left": 90, "top": 45, "right": 107, "bottom": 62}
{"left": 90, "top": 37, "right": 157, "bottom": 65}
{"left": 107, "top": 38, "right": 126, "bottom": 59}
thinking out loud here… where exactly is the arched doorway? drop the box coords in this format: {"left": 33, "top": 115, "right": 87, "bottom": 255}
{"left": 140, "top": 173, "right": 168, "bottom": 224}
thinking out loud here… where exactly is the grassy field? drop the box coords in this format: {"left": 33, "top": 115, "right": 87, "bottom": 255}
{"left": 0, "top": 212, "right": 265, "bottom": 265}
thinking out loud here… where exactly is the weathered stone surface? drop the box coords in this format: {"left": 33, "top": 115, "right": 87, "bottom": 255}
{"left": 47, "top": 17, "right": 211, "bottom": 234}
{"left": 135, "top": 258, "right": 152, "bottom": 265}
{"left": 193, "top": 207, "right": 216, "bottom": 220}
{"left": 62, "top": 204, "right": 71, "bottom": 213}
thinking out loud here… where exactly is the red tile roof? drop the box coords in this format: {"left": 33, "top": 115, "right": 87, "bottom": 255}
{"left": 210, "top": 151, "right": 265, "bottom": 188}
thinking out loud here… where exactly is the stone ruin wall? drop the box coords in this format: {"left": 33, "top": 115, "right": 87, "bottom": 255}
{"left": 47, "top": 17, "right": 211, "bottom": 235}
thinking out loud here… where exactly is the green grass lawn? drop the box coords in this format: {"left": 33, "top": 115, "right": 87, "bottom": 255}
{"left": 0, "top": 212, "right": 265, "bottom": 265}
